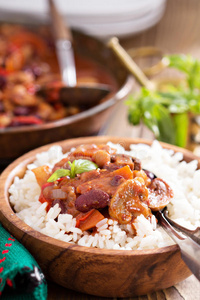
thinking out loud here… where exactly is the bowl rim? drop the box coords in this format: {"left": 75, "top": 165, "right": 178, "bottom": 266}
{"left": 1, "top": 136, "right": 199, "bottom": 256}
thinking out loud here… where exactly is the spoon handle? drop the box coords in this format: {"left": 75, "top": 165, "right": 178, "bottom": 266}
{"left": 108, "top": 37, "right": 155, "bottom": 91}
{"left": 157, "top": 211, "right": 200, "bottom": 281}
{"left": 164, "top": 210, "right": 200, "bottom": 245}
{"left": 48, "top": 0, "right": 76, "bottom": 86}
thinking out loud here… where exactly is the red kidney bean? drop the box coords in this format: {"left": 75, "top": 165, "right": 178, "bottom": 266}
{"left": 75, "top": 189, "right": 110, "bottom": 212}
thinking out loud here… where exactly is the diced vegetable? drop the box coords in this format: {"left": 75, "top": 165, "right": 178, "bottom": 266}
{"left": 76, "top": 209, "right": 104, "bottom": 231}
{"left": 39, "top": 182, "right": 54, "bottom": 211}
{"left": 51, "top": 189, "right": 67, "bottom": 199}
{"left": 32, "top": 165, "right": 52, "bottom": 187}
{"left": 112, "top": 165, "right": 133, "bottom": 180}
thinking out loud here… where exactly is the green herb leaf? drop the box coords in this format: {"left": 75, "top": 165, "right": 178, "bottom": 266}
{"left": 47, "top": 169, "right": 70, "bottom": 182}
{"left": 126, "top": 53, "right": 200, "bottom": 148}
{"left": 47, "top": 159, "right": 98, "bottom": 182}
{"left": 70, "top": 159, "right": 98, "bottom": 178}
{"left": 68, "top": 160, "right": 75, "bottom": 178}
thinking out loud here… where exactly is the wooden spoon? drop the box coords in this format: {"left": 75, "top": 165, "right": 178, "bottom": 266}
{"left": 38, "top": 0, "right": 111, "bottom": 107}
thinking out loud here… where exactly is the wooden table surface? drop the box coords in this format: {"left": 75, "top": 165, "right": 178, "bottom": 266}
{"left": 47, "top": 0, "right": 200, "bottom": 299}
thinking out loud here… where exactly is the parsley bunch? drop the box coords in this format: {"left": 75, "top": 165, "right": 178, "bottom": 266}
{"left": 126, "top": 54, "right": 200, "bottom": 147}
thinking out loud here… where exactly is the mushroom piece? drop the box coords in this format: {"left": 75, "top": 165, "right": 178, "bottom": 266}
{"left": 109, "top": 178, "right": 151, "bottom": 224}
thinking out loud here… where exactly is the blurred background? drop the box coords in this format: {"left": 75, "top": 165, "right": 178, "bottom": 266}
{"left": 0, "top": 0, "right": 167, "bottom": 39}
{"left": 1, "top": 0, "right": 200, "bottom": 155}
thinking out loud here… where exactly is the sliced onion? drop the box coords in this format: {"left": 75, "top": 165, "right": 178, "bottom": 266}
{"left": 51, "top": 189, "right": 67, "bottom": 199}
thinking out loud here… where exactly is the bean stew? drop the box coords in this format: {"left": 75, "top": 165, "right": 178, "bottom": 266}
{"left": 32, "top": 143, "right": 173, "bottom": 233}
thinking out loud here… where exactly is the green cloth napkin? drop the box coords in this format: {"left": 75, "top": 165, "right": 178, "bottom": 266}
{"left": 0, "top": 224, "right": 47, "bottom": 299}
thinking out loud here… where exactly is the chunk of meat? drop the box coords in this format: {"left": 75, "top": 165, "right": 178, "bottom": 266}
{"left": 58, "top": 169, "right": 104, "bottom": 191}
{"left": 59, "top": 186, "right": 79, "bottom": 216}
{"left": 105, "top": 154, "right": 141, "bottom": 171}
{"left": 109, "top": 154, "right": 135, "bottom": 170}
{"left": 109, "top": 178, "right": 151, "bottom": 224}
{"left": 147, "top": 178, "right": 173, "bottom": 211}
{"left": 76, "top": 166, "right": 133, "bottom": 196}
{"left": 132, "top": 157, "right": 141, "bottom": 170}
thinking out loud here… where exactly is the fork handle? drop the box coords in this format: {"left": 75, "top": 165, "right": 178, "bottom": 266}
{"left": 157, "top": 211, "right": 200, "bottom": 281}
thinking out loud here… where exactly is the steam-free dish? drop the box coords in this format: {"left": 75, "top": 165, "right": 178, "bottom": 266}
{"left": 9, "top": 140, "right": 200, "bottom": 250}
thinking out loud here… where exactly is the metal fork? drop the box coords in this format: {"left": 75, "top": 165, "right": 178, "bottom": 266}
{"left": 156, "top": 209, "right": 200, "bottom": 281}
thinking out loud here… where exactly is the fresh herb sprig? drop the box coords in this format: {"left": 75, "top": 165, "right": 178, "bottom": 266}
{"left": 47, "top": 159, "right": 98, "bottom": 182}
{"left": 126, "top": 54, "right": 200, "bottom": 147}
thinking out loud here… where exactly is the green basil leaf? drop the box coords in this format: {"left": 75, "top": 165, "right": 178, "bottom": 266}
{"left": 68, "top": 160, "right": 75, "bottom": 178}
{"left": 47, "top": 159, "right": 98, "bottom": 182}
{"left": 72, "top": 159, "right": 98, "bottom": 177}
{"left": 47, "top": 169, "right": 70, "bottom": 182}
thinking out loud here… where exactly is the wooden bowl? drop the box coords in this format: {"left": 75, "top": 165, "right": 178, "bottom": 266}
{"left": 0, "top": 136, "right": 195, "bottom": 298}
{"left": 0, "top": 29, "right": 134, "bottom": 166}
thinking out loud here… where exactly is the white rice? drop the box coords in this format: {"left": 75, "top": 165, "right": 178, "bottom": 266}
{"left": 9, "top": 141, "right": 200, "bottom": 250}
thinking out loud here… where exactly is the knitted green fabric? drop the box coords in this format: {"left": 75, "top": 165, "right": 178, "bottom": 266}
{"left": 0, "top": 224, "right": 47, "bottom": 299}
